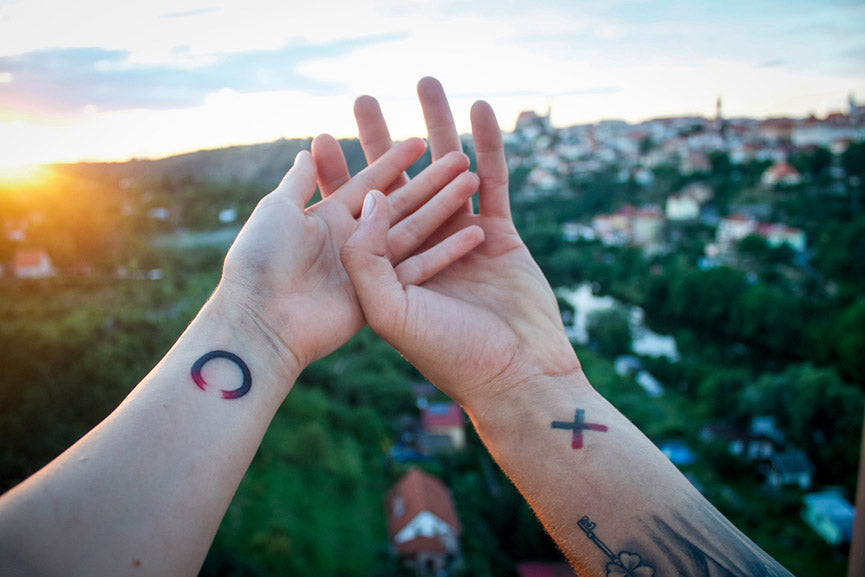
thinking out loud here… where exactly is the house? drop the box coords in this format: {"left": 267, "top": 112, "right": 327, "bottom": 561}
{"left": 802, "top": 490, "right": 855, "bottom": 547}
{"left": 527, "top": 167, "right": 559, "bottom": 191}
{"left": 561, "top": 222, "right": 596, "bottom": 243}
{"left": 681, "top": 183, "right": 714, "bottom": 204}
{"left": 666, "top": 193, "right": 700, "bottom": 221}
{"left": 632, "top": 206, "right": 664, "bottom": 246}
{"left": 218, "top": 208, "right": 238, "bottom": 223}
{"left": 614, "top": 355, "right": 643, "bottom": 376}
{"left": 420, "top": 402, "right": 465, "bottom": 453}
{"left": 716, "top": 214, "right": 757, "bottom": 248}
{"left": 516, "top": 561, "right": 577, "bottom": 577}
{"left": 755, "top": 222, "right": 806, "bottom": 253}
{"left": 388, "top": 443, "right": 429, "bottom": 465}
{"left": 658, "top": 440, "right": 696, "bottom": 466}
{"left": 680, "top": 150, "right": 711, "bottom": 174}
{"left": 386, "top": 469, "right": 462, "bottom": 576}
{"left": 592, "top": 211, "right": 630, "bottom": 246}
{"left": 765, "top": 450, "right": 813, "bottom": 490}
{"left": 758, "top": 118, "right": 793, "bottom": 142}
{"left": 635, "top": 371, "right": 664, "bottom": 398}
{"left": 698, "top": 422, "right": 779, "bottom": 462}
{"left": 12, "top": 248, "right": 54, "bottom": 278}
{"left": 514, "top": 109, "right": 552, "bottom": 140}
{"left": 761, "top": 161, "right": 802, "bottom": 186}
{"left": 3, "top": 217, "right": 27, "bottom": 241}
{"left": 592, "top": 204, "right": 663, "bottom": 247}
{"left": 412, "top": 381, "right": 438, "bottom": 409}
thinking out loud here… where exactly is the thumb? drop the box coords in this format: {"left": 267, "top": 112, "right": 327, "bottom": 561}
{"left": 340, "top": 191, "right": 408, "bottom": 335}
{"left": 273, "top": 150, "right": 318, "bottom": 208}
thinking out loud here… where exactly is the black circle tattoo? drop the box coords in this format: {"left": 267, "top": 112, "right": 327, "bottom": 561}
{"left": 190, "top": 350, "right": 252, "bottom": 399}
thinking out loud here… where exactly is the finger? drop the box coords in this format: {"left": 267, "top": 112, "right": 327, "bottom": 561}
{"left": 273, "top": 150, "right": 318, "bottom": 208}
{"left": 354, "top": 95, "right": 395, "bottom": 163}
{"left": 330, "top": 137, "right": 427, "bottom": 216}
{"left": 395, "top": 225, "right": 484, "bottom": 286}
{"left": 417, "top": 77, "right": 462, "bottom": 161}
{"left": 471, "top": 100, "right": 512, "bottom": 219}
{"left": 388, "top": 170, "right": 479, "bottom": 262}
{"left": 354, "top": 95, "right": 409, "bottom": 191}
{"left": 387, "top": 150, "right": 469, "bottom": 224}
{"left": 311, "top": 134, "right": 350, "bottom": 198}
{"left": 340, "top": 191, "right": 408, "bottom": 335}
{"left": 418, "top": 77, "right": 472, "bottom": 215}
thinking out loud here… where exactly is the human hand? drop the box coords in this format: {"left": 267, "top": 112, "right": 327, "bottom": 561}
{"left": 311, "top": 77, "right": 470, "bottom": 207}
{"left": 214, "top": 138, "right": 482, "bottom": 381}
{"left": 340, "top": 85, "right": 581, "bottom": 413}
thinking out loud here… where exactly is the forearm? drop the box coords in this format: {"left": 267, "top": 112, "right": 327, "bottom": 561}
{"left": 467, "top": 369, "right": 793, "bottom": 577}
{"left": 0, "top": 290, "right": 299, "bottom": 577}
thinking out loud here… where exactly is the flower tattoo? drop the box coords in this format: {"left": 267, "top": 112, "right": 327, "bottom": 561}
{"left": 607, "top": 552, "right": 655, "bottom": 577}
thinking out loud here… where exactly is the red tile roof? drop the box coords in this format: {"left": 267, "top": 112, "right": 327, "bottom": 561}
{"left": 385, "top": 468, "right": 461, "bottom": 543}
{"left": 13, "top": 248, "right": 49, "bottom": 269}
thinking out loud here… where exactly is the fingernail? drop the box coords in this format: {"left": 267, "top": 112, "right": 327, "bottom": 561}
{"left": 361, "top": 191, "right": 377, "bottom": 220}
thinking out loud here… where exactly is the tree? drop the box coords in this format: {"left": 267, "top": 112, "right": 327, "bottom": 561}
{"left": 737, "top": 233, "right": 772, "bottom": 261}
{"left": 665, "top": 266, "right": 749, "bottom": 332}
{"left": 728, "top": 284, "right": 803, "bottom": 356}
{"left": 790, "top": 146, "right": 832, "bottom": 181}
{"left": 831, "top": 300, "right": 865, "bottom": 385}
{"left": 813, "top": 215, "right": 865, "bottom": 290}
{"left": 586, "top": 306, "right": 632, "bottom": 358}
{"left": 742, "top": 365, "right": 864, "bottom": 487}
{"left": 842, "top": 141, "right": 865, "bottom": 179}
{"left": 696, "top": 368, "right": 752, "bottom": 421}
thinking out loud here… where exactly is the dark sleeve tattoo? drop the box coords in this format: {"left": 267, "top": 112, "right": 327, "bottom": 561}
{"left": 640, "top": 508, "right": 792, "bottom": 577}
{"left": 191, "top": 350, "right": 251, "bottom": 399}
{"left": 577, "top": 507, "right": 793, "bottom": 577}
{"left": 552, "top": 409, "right": 608, "bottom": 449}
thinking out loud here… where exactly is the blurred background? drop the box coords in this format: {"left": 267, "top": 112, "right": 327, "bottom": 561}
{"left": 1, "top": 1, "right": 864, "bottom": 575}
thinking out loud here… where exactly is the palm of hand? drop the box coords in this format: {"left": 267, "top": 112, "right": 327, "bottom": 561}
{"left": 220, "top": 192, "right": 364, "bottom": 369}
{"left": 218, "top": 141, "right": 477, "bottom": 371}
{"left": 402, "top": 215, "right": 575, "bottom": 406}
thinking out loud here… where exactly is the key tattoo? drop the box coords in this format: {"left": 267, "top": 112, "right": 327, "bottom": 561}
{"left": 578, "top": 515, "right": 655, "bottom": 577}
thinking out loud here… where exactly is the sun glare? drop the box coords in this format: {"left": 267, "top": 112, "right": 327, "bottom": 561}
{"left": 0, "top": 164, "right": 52, "bottom": 189}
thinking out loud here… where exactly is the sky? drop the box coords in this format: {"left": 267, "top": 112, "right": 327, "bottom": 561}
{"left": 0, "top": 0, "right": 864, "bottom": 168}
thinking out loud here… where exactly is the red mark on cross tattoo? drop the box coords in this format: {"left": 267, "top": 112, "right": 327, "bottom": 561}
{"left": 552, "top": 409, "right": 608, "bottom": 449}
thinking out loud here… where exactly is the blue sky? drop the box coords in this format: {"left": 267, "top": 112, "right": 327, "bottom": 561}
{"left": 0, "top": 0, "right": 863, "bottom": 167}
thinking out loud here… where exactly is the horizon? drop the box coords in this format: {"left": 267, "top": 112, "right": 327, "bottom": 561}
{"left": 16, "top": 104, "right": 856, "bottom": 171}
{"left": 1, "top": 0, "right": 864, "bottom": 169}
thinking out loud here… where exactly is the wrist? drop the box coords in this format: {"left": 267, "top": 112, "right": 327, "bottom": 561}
{"left": 464, "top": 369, "right": 604, "bottom": 474}
{"left": 459, "top": 336, "right": 584, "bottom": 422}
{"left": 193, "top": 289, "right": 303, "bottom": 399}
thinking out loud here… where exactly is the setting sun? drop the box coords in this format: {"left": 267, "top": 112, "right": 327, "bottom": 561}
{"left": 0, "top": 163, "right": 51, "bottom": 189}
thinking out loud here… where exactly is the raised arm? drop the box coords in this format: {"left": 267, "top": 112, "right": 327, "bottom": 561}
{"left": 0, "top": 141, "right": 482, "bottom": 576}
{"left": 340, "top": 83, "right": 794, "bottom": 577}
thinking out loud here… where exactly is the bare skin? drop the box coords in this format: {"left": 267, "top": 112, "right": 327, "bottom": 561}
{"left": 0, "top": 139, "right": 483, "bottom": 577}
{"left": 339, "top": 78, "right": 794, "bottom": 577}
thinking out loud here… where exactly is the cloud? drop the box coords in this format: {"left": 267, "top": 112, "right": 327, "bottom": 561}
{"left": 159, "top": 7, "right": 218, "bottom": 19}
{"left": 0, "top": 35, "right": 398, "bottom": 116}
{"left": 759, "top": 59, "right": 788, "bottom": 69}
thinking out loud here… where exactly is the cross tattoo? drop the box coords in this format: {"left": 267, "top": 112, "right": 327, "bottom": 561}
{"left": 552, "top": 409, "right": 608, "bottom": 449}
